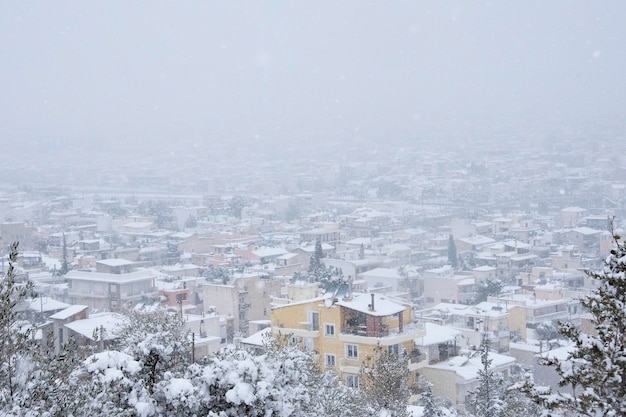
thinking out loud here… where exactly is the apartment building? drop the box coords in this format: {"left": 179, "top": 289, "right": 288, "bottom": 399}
{"left": 65, "top": 269, "right": 158, "bottom": 311}
{"left": 271, "top": 292, "right": 425, "bottom": 390}
{"left": 203, "top": 273, "right": 281, "bottom": 337}
{"left": 422, "top": 266, "right": 476, "bottom": 307}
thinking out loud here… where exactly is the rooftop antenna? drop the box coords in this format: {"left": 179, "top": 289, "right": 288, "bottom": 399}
{"left": 348, "top": 275, "right": 353, "bottom": 300}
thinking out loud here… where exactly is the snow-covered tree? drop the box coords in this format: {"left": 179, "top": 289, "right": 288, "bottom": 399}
{"left": 1, "top": 242, "right": 89, "bottom": 416}
{"left": 467, "top": 334, "right": 504, "bottom": 417}
{"left": 307, "top": 238, "right": 338, "bottom": 288}
{"left": 448, "top": 235, "right": 458, "bottom": 269}
{"left": 308, "top": 238, "right": 326, "bottom": 276}
{"left": 305, "top": 370, "right": 363, "bottom": 417}
{"left": 419, "top": 381, "right": 443, "bottom": 417}
{"left": 74, "top": 350, "right": 156, "bottom": 417}
{"left": 500, "top": 381, "right": 543, "bottom": 417}
{"left": 473, "top": 278, "right": 503, "bottom": 304}
{"left": 523, "top": 231, "right": 626, "bottom": 416}
{"left": 0, "top": 242, "right": 37, "bottom": 412}
{"left": 203, "top": 265, "right": 231, "bottom": 284}
{"left": 117, "top": 309, "right": 191, "bottom": 395}
{"left": 359, "top": 345, "right": 410, "bottom": 417}
{"left": 137, "top": 200, "right": 173, "bottom": 229}
{"left": 182, "top": 344, "right": 317, "bottom": 417}
{"left": 227, "top": 195, "right": 245, "bottom": 219}
{"left": 262, "top": 333, "right": 364, "bottom": 416}
{"left": 535, "top": 321, "right": 560, "bottom": 342}
{"left": 56, "top": 233, "right": 71, "bottom": 276}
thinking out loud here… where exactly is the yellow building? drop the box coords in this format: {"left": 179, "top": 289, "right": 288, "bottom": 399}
{"left": 271, "top": 292, "right": 425, "bottom": 390}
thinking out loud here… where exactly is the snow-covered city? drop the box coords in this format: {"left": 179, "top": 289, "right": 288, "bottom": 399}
{"left": 2, "top": 2, "right": 626, "bottom": 416}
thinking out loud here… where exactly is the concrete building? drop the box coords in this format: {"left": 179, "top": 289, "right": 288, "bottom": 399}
{"left": 203, "top": 273, "right": 281, "bottom": 336}
{"left": 422, "top": 266, "right": 476, "bottom": 307}
{"left": 65, "top": 269, "right": 159, "bottom": 311}
{"left": 271, "top": 292, "right": 425, "bottom": 391}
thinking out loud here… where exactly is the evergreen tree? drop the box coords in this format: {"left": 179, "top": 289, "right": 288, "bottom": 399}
{"left": 56, "top": 233, "right": 71, "bottom": 276}
{"left": 419, "top": 381, "right": 443, "bottom": 417}
{"left": 184, "top": 214, "right": 197, "bottom": 228}
{"left": 311, "top": 238, "right": 324, "bottom": 269}
{"left": 203, "top": 265, "right": 231, "bottom": 284}
{"left": 307, "top": 238, "right": 332, "bottom": 285}
{"left": 448, "top": 235, "right": 458, "bottom": 269}
{"left": 138, "top": 200, "right": 173, "bottom": 229}
{"left": 21, "top": 336, "right": 85, "bottom": 416}
{"left": 468, "top": 333, "right": 504, "bottom": 417}
{"left": 534, "top": 321, "right": 560, "bottom": 342}
{"left": 500, "top": 380, "right": 544, "bottom": 417}
{"left": 0, "top": 242, "right": 36, "bottom": 411}
{"left": 523, "top": 231, "right": 626, "bottom": 416}
{"left": 227, "top": 195, "right": 245, "bottom": 219}
{"left": 473, "top": 278, "right": 503, "bottom": 304}
{"left": 359, "top": 345, "right": 409, "bottom": 417}
{"left": 117, "top": 309, "right": 192, "bottom": 394}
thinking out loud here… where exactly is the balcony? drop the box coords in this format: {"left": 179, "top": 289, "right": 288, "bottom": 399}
{"left": 339, "top": 357, "right": 361, "bottom": 373}
{"left": 409, "top": 349, "right": 427, "bottom": 364}
{"left": 408, "top": 349, "right": 427, "bottom": 370}
{"left": 526, "top": 310, "right": 568, "bottom": 324}
{"left": 339, "top": 321, "right": 425, "bottom": 345}
{"left": 272, "top": 323, "right": 319, "bottom": 339}
{"left": 342, "top": 324, "right": 389, "bottom": 338}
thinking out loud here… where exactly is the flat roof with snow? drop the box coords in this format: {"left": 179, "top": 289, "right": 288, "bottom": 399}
{"left": 415, "top": 322, "right": 460, "bottom": 346}
{"left": 336, "top": 293, "right": 405, "bottom": 317}
{"left": 97, "top": 258, "right": 135, "bottom": 267}
{"left": 65, "top": 269, "right": 155, "bottom": 284}
{"left": 427, "top": 351, "right": 516, "bottom": 381}
{"left": 49, "top": 305, "right": 88, "bottom": 320}
{"left": 64, "top": 312, "right": 126, "bottom": 340}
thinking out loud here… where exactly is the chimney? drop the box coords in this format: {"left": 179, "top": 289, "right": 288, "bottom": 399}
{"left": 370, "top": 293, "right": 375, "bottom": 311}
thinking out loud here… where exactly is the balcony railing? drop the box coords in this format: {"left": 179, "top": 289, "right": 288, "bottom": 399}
{"left": 341, "top": 321, "right": 425, "bottom": 339}
{"left": 342, "top": 325, "right": 389, "bottom": 338}
{"left": 340, "top": 357, "right": 361, "bottom": 368}
{"left": 409, "top": 351, "right": 427, "bottom": 364}
{"left": 526, "top": 310, "right": 568, "bottom": 324}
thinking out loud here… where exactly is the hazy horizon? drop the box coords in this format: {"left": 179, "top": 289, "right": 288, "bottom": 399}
{"left": 2, "top": 1, "right": 625, "bottom": 153}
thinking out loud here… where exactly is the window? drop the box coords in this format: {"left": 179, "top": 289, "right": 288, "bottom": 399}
{"left": 303, "top": 337, "right": 314, "bottom": 352}
{"left": 308, "top": 311, "right": 319, "bottom": 331}
{"left": 325, "top": 354, "right": 336, "bottom": 368}
{"left": 346, "top": 374, "right": 359, "bottom": 389}
{"left": 346, "top": 343, "right": 358, "bottom": 359}
{"left": 388, "top": 343, "right": 400, "bottom": 355}
{"left": 324, "top": 323, "right": 335, "bottom": 337}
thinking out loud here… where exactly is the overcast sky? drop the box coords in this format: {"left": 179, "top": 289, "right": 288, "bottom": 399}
{"left": 1, "top": 1, "right": 625, "bottom": 152}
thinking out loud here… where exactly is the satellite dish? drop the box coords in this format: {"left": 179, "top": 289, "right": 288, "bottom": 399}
{"left": 324, "top": 298, "right": 333, "bottom": 308}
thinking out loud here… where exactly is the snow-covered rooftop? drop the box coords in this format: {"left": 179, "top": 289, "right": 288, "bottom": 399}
{"left": 252, "top": 247, "right": 289, "bottom": 258}
{"left": 23, "top": 297, "right": 70, "bottom": 313}
{"left": 49, "top": 305, "right": 88, "bottom": 320}
{"left": 64, "top": 312, "right": 126, "bottom": 341}
{"left": 457, "top": 235, "right": 495, "bottom": 246}
{"left": 359, "top": 267, "right": 405, "bottom": 280}
{"left": 97, "top": 258, "right": 135, "bottom": 267}
{"left": 428, "top": 350, "right": 516, "bottom": 381}
{"left": 415, "top": 322, "right": 460, "bottom": 346}
{"left": 240, "top": 327, "right": 271, "bottom": 347}
{"left": 336, "top": 293, "right": 405, "bottom": 317}
{"left": 65, "top": 269, "right": 155, "bottom": 284}
{"left": 572, "top": 226, "right": 601, "bottom": 235}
